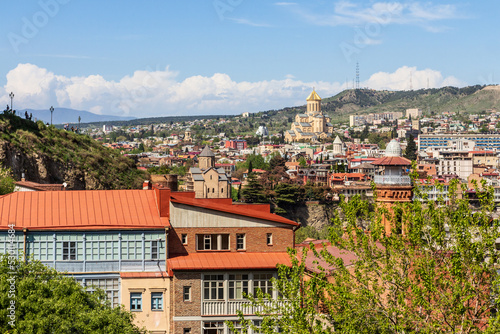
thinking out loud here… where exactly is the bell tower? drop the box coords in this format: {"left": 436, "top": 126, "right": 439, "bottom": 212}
{"left": 372, "top": 140, "right": 412, "bottom": 235}
{"left": 306, "top": 89, "right": 321, "bottom": 116}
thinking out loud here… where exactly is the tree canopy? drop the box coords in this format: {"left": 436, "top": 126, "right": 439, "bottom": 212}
{"left": 0, "top": 256, "right": 145, "bottom": 334}
{"left": 0, "top": 167, "right": 15, "bottom": 195}
{"left": 235, "top": 179, "right": 500, "bottom": 333}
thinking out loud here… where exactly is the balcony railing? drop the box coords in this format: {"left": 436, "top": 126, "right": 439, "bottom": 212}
{"left": 374, "top": 175, "right": 411, "bottom": 185}
{"left": 202, "top": 300, "right": 276, "bottom": 315}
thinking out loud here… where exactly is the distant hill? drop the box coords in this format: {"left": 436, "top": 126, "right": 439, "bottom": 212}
{"left": 253, "top": 85, "right": 500, "bottom": 126}
{"left": 18, "top": 107, "right": 136, "bottom": 125}
{"left": 0, "top": 113, "right": 145, "bottom": 190}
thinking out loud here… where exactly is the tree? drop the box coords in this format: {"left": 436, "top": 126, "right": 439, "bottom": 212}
{"left": 298, "top": 157, "right": 307, "bottom": 168}
{"left": 241, "top": 173, "right": 267, "bottom": 203}
{"left": 0, "top": 256, "right": 145, "bottom": 333}
{"left": 404, "top": 134, "right": 417, "bottom": 161}
{"left": 273, "top": 183, "right": 300, "bottom": 214}
{"left": 0, "top": 167, "right": 15, "bottom": 195}
{"left": 235, "top": 179, "right": 500, "bottom": 333}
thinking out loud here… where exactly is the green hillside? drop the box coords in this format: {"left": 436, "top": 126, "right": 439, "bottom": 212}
{"left": 0, "top": 112, "right": 146, "bottom": 190}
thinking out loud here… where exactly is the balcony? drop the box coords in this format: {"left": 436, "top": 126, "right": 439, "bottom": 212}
{"left": 202, "top": 300, "right": 276, "bottom": 315}
{"left": 374, "top": 175, "right": 411, "bottom": 186}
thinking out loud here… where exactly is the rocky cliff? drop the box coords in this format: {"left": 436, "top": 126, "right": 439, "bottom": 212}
{"left": 0, "top": 114, "right": 145, "bottom": 190}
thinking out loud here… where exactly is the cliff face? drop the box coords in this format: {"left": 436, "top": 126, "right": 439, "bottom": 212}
{"left": 0, "top": 115, "right": 145, "bottom": 190}
{"left": 282, "top": 202, "right": 337, "bottom": 230}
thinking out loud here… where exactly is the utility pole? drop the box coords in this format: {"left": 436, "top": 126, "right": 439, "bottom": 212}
{"left": 9, "top": 92, "right": 14, "bottom": 111}
{"left": 50, "top": 106, "right": 54, "bottom": 125}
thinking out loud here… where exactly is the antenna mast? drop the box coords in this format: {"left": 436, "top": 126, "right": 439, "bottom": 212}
{"left": 356, "top": 62, "right": 360, "bottom": 90}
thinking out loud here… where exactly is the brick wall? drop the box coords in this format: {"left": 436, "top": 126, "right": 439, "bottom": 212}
{"left": 168, "top": 227, "right": 294, "bottom": 255}
{"left": 173, "top": 320, "right": 200, "bottom": 334}
{"left": 172, "top": 272, "right": 201, "bottom": 317}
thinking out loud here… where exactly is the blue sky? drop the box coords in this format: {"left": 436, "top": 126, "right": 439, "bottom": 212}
{"left": 0, "top": 0, "right": 498, "bottom": 117}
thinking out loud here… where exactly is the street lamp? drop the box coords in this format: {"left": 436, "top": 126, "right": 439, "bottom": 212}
{"left": 50, "top": 106, "right": 54, "bottom": 125}
{"left": 9, "top": 92, "right": 14, "bottom": 111}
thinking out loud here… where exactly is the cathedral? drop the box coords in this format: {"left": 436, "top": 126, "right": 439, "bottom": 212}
{"left": 284, "top": 89, "right": 334, "bottom": 142}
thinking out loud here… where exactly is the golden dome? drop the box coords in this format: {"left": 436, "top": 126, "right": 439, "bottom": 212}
{"left": 306, "top": 89, "right": 321, "bottom": 101}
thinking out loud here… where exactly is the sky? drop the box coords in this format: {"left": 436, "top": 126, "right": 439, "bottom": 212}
{"left": 0, "top": 0, "right": 499, "bottom": 118}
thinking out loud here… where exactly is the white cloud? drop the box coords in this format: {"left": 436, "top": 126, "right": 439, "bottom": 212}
{"left": 362, "top": 66, "right": 465, "bottom": 91}
{"left": 1, "top": 63, "right": 466, "bottom": 117}
{"left": 228, "top": 18, "right": 272, "bottom": 27}
{"left": 283, "top": 1, "right": 461, "bottom": 29}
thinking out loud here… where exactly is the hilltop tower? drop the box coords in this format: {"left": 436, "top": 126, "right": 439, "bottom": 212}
{"left": 372, "top": 140, "right": 412, "bottom": 235}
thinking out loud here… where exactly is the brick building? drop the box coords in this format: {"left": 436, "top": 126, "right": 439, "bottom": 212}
{"left": 0, "top": 183, "right": 298, "bottom": 334}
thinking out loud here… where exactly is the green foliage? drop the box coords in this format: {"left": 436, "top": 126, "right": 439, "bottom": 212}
{"left": 241, "top": 173, "right": 267, "bottom": 203}
{"left": 237, "top": 154, "right": 269, "bottom": 172}
{"left": 274, "top": 183, "right": 300, "bottom": 214}
{"left": 0, "top": 256, "right": 145, "bottom": 333}
{"left": 0, "top": 114, "right": 146, "bottom": 190}
{"left": 404, "top": 134, "right": 417, "bottom": 161}
{"left": 147, "top": 165, "right": 170, "bottom": 175}
{"left": 298, "top": 157, "right": 307, "bottom": 167}
{"left": 237, "top": 181, "right": 500, "bottom": 333}
{"left": 0, "top": 167, "right": 15, "bottom": 195}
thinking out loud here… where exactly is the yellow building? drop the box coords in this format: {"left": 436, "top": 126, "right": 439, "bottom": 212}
{"left": 285, "top": 89, "right": 334, "bottom": 142}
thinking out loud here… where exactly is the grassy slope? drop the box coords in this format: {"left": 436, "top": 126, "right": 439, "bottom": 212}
{"left": 0, "top": 113, "right": 146, "bottom": 189}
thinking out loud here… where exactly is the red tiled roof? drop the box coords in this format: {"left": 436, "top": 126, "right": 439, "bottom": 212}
{"left": 0, "top": 190, "right": 169, "bottom": 230}
{"left": 167, "top": 252, "right": 291, "bottom": 271}
{"left": 170, "top": 195, "right": 299, "bottom": 226}
{"left": 371, "top": 156, "right": 411, "bottom": 166}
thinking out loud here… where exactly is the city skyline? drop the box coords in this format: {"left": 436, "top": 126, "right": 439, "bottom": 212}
{"left": 0, "top": 0, "right": 498, "bottom": 117}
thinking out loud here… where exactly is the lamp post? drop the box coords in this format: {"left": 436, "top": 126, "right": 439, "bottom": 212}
{"left": 9, "top": 92, "right": 14, "bottom": 111}
{"left": 50, "top": 106, "right": 54, "bottom": 125}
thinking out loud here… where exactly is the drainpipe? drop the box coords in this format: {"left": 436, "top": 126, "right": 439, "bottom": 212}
{"left": 23, "top": 228, "right": 27, "bottom": 263}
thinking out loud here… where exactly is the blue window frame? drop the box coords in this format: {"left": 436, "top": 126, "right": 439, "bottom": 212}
{"left": 151, "top": 292, "right": 163, "bottom": 310}
{"left": 130, "top": 292, "right": 142, "bottom": 311}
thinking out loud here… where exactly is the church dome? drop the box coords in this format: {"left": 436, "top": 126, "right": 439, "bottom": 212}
{"left": 385, "top": 139, "right": 402, "bottom": 157}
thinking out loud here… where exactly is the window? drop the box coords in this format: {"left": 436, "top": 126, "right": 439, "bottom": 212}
{"left": 266, "top": 233, "right": 273, "bottom": 245}
{"left": 229, "top": 274, "right": 248, "bottom": 299}
{"left": 130, "top": 292, "right": 142, "bottom": 311}
{"left": 151, "top": 240, "right": 158, "bottom": 260}
{"left": 62, "top": 241, "right": 76, "bottom": 260}
{"left": 183, "top": 329, "right": 191, "bottom": 334}
{"left": 183, "top": 286, "right": 191, "bottom": 301}
{"left": 254, "top": 273, "right": 273, "bottom": 297}
{"left": 151, "top": 292, "right": 163, "bottom": 310}
{"left": 203, "top": 275, "right": 224, "bottom": 300}
{"left": 236, "top": 234, "right": 245, "bottom": 250}
{"left": 197, "top": 234, "right": 230, "bottom": 251}
{"left": 229, "top": 321, "right": 244, "bottom": 334}
{"left": 221, "top": 188, "right": 223, "bottom": 193}
{"left": 181, "top": 234, "right": 188, "bottom": 245}
{"left": 203, "top": 321, "right": 224, "bottom": 334}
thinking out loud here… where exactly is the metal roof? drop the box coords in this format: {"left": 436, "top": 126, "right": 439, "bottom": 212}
{"left": 0, "top": 190, "right": 169, "bottom": 230}
{"left": 167, "top": 252, "right": 291, "bottom": 271}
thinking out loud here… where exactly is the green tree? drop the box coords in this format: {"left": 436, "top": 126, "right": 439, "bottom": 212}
{"left": 0, "top": 167, "right": 15, "bottom": 195}
{"left": 404, "top": 134, "right": 417, "bottom": 161}
{"left": 298, "top": 157, "right": 307, "bottom": 167}
{"left": 235, "top": 179, "right": 500, "bottom": 333}
{"left": 241, "top": 173, "right": 267, "bottom": 203}
{"left": 0, "top": 256, "right": 145, "bottom": 333}
{"left": 273, "top": 183, "right": 300, "bottom": 214}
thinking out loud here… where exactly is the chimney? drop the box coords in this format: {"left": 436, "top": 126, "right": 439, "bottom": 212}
{"left": 21, "top": 172, "right": 25, "bottom": 182}
{"left": 143, "top": 180, "right": 152, "bottom": 190}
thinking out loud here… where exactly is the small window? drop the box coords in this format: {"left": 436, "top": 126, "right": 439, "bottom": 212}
{"left": 221, "top": 188, "right": 224, "bottom": 193}
{"left": 151, "top": 292, "right": 163, "bottom": 310}
{"left": 62, "top": 241, "right": 76, "bottom": 260}
{"left": 181, "top": 234, "right": 188, "bottom": 245}
{"left": 151, "top": 240, "right": 158, "bottom": 260}
{"left": 183, "top": 286, "right": 191, "bottom": 301}
{"left": 236, "top": 234, "right": 245, "bottom": 250}
{"left": 267, "top": 233, "right": 273, "bottom": 245}
{"left": 130, "top": 292, "right": 142, "bottom": 311}
{"left": 183, "top": 329, "right": 191, "bottom": 334}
